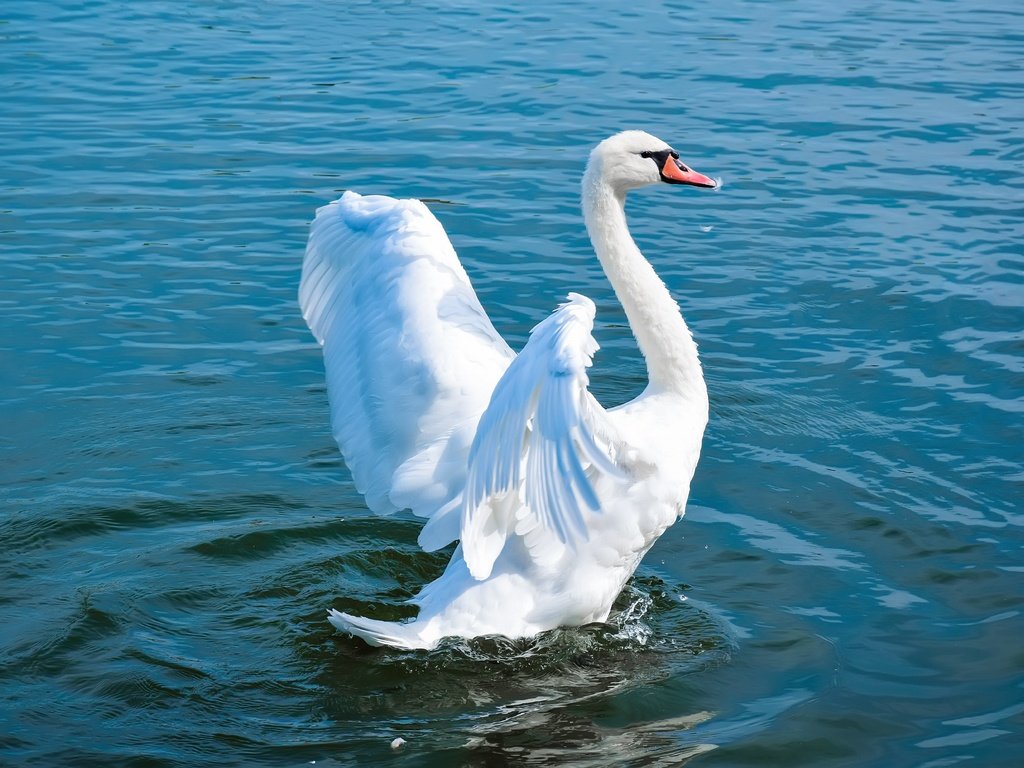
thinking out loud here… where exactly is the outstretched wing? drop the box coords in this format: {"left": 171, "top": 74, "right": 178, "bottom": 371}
{"left": 300, "top": 191, "right": 514, "bottom": 548}
{"left": 460, "top": 293, "right": 629, "bottom": 579}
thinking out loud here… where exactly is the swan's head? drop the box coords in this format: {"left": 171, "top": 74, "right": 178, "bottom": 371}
{"left": 586, "top": 130, "right": 717, "bottom": 194}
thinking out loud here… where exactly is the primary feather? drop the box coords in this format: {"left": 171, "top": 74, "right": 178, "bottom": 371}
{"left": 461, "top": 292, "right": 627, "bottom": 580}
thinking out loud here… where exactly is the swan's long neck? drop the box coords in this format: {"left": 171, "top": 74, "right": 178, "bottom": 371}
{"left": 583, "top": 174, "right": 704, "bottom": 397}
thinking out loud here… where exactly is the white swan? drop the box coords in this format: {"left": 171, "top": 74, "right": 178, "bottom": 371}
{"left": 300, "top": 131, "right": 717, "bottom": 650}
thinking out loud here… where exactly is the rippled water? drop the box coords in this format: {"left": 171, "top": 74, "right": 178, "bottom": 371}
{"left": 2, "top": 1, "right": 1022, "bottom": 765}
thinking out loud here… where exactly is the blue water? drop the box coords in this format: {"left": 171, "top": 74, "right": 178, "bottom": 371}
{"left": 2, "top": 1, "right": 1022, "bottom": 765}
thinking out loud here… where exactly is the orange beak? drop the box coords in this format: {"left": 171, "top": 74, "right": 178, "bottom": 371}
{"left": 661, "top": 156, "right": 717, "bottom": 188}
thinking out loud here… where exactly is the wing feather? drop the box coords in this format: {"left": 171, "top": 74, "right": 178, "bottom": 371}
{"left": 301, "top": 191, "right": 513, "bottom": 543}
{"left": 461, "top": 293, "right": 629, "bottom": 579}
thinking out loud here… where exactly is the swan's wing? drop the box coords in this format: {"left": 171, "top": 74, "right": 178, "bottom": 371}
{"left": 301, "top": 191, "right": 514, "bottom": 548}
{"left": 461, "top": 293, "right": 629, "bottom": 579}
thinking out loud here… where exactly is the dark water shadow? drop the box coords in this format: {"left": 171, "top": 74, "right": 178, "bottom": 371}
{"left": 296, "top": 577, "right": 733, "bottom": 765}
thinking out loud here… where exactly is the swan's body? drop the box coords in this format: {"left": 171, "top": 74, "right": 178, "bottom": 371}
{"left": 300, "top": 131, "right": 717, "bottom": 649}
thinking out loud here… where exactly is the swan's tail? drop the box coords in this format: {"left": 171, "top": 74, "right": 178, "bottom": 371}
{"left": 327, "top": 609, "right": 433, "bottom": 650}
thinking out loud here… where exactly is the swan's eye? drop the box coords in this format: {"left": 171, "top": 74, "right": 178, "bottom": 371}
{"left": 640, "top": 151, "right": 654, "bottom": 159}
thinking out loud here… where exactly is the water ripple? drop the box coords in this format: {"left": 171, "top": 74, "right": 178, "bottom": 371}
{"left": 2, "top": 0, "right": 1022, "bottom": 765}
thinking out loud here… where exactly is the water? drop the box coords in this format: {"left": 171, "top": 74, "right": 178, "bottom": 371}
{"left": 2, "top": 0, "right": 1022, "bottom": 765}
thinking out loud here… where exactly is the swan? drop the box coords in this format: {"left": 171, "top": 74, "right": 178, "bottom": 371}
{"left": 299, "top": 130, "right": 717, "bottom": 650}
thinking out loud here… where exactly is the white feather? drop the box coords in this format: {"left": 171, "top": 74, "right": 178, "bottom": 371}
{"left": 461, "top": 293, "right": 627, "bottom": 579}
{"left": 300, "top": 192, "right": 513, "bottom": 547}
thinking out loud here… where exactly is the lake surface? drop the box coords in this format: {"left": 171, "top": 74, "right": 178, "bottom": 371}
{"left": 2, "top": 1, "right": 1022, "bottom": 765}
